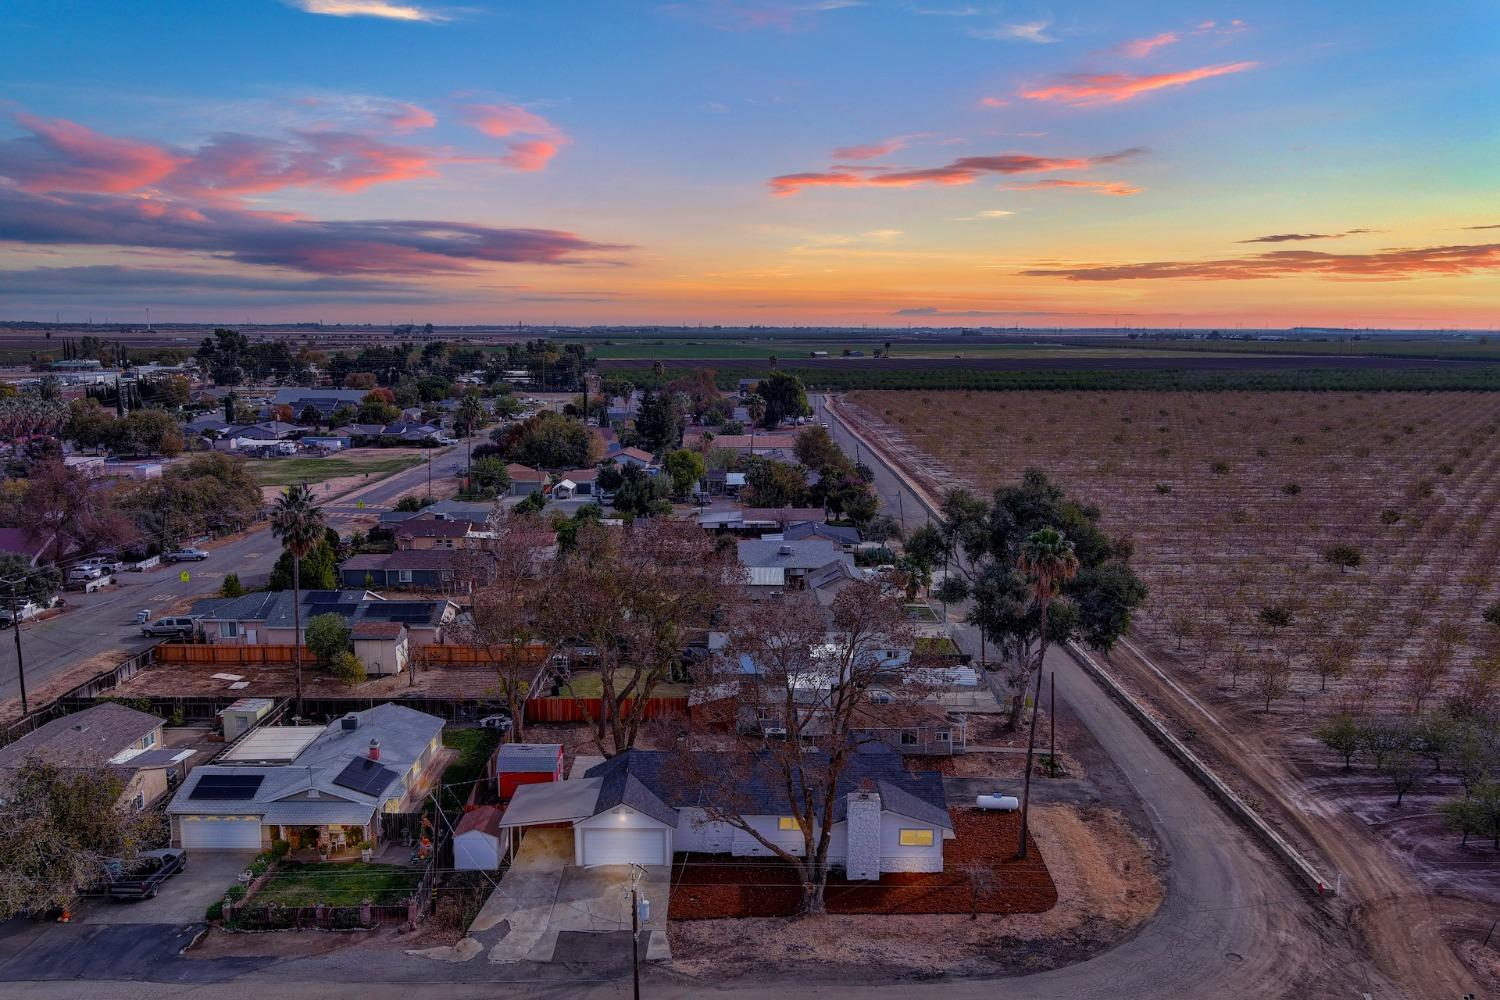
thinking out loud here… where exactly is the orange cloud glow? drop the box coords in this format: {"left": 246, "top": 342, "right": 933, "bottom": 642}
{"left": 1116, "top": 31, "right": 1178, "bottom": 57}
{"left": 769, "top": 148, "right": 1143, "bottom": 195}
{"left": 832, "top": 137, "right": 908, "bottom": 160}
{"left": 1021, "top": 244, "right": 1500, "bottom": 281}
{"left": 456, "top": 103, "right": 568, "bottom": 171}
{"left": 1004, "top": 178, "right": 1141, "bottom": 195}
{"left": 2, "top": 114, "right": 183, "bottom": 193}
{"left": 1022, "top": 61, "right": 1257, "bottom": 105}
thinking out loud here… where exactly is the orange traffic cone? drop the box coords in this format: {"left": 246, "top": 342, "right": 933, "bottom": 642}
{"left": 57, "top": 909, "right": 71, "bottom": 923}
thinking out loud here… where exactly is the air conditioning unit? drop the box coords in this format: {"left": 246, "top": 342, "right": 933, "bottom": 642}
{"left": 762, "top": 726, "right": 788, "bottom": 740}
{"left": 341, "top": 714, "right": 359, "bottom": 731}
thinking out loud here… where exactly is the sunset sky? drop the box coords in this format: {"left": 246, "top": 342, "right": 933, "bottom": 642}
{"left": 1, "top": 0, "right": 1496, "bottom": 327}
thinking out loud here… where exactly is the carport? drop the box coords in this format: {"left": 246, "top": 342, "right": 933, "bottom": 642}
{"left": 495, "top": 776, "right": 603, "bottom": 861}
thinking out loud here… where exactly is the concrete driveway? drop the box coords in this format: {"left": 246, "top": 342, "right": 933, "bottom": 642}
{"left": 82, "top": 850, "right": 255, "bottom": 925}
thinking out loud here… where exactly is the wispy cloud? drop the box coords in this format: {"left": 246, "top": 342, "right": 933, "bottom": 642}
{"left": 1021, "top": 244, "right": 1500, "bottom": 281}
{"left": 1021, "top": 61, "right": 1256, "bottom": 105}
{"left": 956, "top": 209, "right": 1015, "bottom": 220}
{"left": 660, "top": 0, "right": 861, "bottom": 32}
{"left": 1237, "top": 229, "right": 1381, "bottom": 243}
{"left": 969, "top": 19, "right": 1056, "bottom": 43}
{"left": 1115, "top": 31, "right": 1178, "bottom": 58}
{"left": 832, "top": 136, "right": 911, "bottom": 160}
{"left": 769, "top": 147, "right": 1143, "bottom": 195}
{"left": 1003, "top": 178, "right": 1141, "bottom": 195}
{"left": 908, "top": 5, "right": 980, "bottom": 15}
{"left": 287, "top": 0, "right": 449, "bottom": 23}
{"left": 455, "top": 103, "right": 569, "bottom": 172}
{"left": 978, "top": 96, "right": 1010, "bottom": 108}
{"left": 894, "top": 306, "right": 1013, "bottom": 316}
{"left": 1192, "top": 19, "right": 1247, "bottom": 36}
{"left": 1462, "top": 223, "right": 1500, "bottom": 230}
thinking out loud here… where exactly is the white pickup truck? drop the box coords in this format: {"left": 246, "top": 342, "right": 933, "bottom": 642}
{"left": 0, "top": 596, "right": 61, "bottom": 628}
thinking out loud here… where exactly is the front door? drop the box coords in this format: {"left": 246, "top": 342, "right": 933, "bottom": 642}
{"left": 244, "top": 628, "right": 257, "bottom": 645}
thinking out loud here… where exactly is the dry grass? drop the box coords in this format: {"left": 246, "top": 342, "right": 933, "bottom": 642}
{"left": 850, "top": 389, "right": 1500, "bottom": 722}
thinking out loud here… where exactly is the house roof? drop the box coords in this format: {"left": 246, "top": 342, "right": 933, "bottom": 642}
{"left": 341, "top": 550, "right": 466, "bottom": 572}
{"left": 168, "top": 703, "right": 444, "bottom": 820}
{"left": 272, "top": 388, "right": 367, "bottom": 406}
{"left": 583, "top": 747, "right": 951, "bottom": 830}
{"left": 781, "top": 521, "right": 860, "bottom": 545}
{"left": 191, "top": 589, "right": 454, "bottom": 630}
{"left": 495, "top": 743, "right": 563, "bottom": 772}
{"left": 506, "top": 463, "right": 547, "bottom": 481}
{"left": 737, "top": 538, "right": 851, "bottom": 572}
{"left": 618, "top": 447, "right": 655, "bottom": 463}
{"left": 395, "top": 517, "right": 474, "bottom": 539}
{"left": 558, "top": 467, "right": 599, "bottom": 482}
{"left": 352, "top": 621, "right": 406, "bottom": 640}
{"left": 0, "top": 703, "right": 162, "bottom": 771}
{"left": 456, "top": 804, "right": 505, "bottom": 837}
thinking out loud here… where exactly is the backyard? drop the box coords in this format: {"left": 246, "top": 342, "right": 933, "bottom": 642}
{"left": 436, "top": 727, "right": 502, "bottom": 812}
{"left": 253, "top": 862, "right": 422, "bottom": 907}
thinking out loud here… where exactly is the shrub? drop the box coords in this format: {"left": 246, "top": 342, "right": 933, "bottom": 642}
{"left": 1324, "top": 544, "right": 1363, "bottom": 572}
{"left": 1154, "top": 483, "right": 1172, "bottom": 495}
{"left": 1380, "top": 509, "right": 1402, "bottom": 524}
{"left": 205, "top": 900, "right": 224, "bottom": 922}
{"left": 1209, "top": 460, "right": 1230, "bottom": 475}
{"left": 270, "top": 839, "right": 291, "bottom": 859}
{"left": 1281, "top": 482, "right": 1301, "bottom": 496}
{"left": 330, "top": 650, "right": 367, "bottom": 686}
{"left": 1258, "top": 604, "right": 1293, "bottom": 629}
{"left": 1436, "top": 462, "right": 1454, "bottom": 475}
{"left": 219, "top": 573, "right": 244, "bottom": 598}
{"left": 225, "top": 884, "right": 247, "bottom": 902}
{"left": 306, "top": 612, "right": 352, "bottom": 666}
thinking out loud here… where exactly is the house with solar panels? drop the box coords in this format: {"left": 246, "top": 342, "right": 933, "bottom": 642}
{"left": 165, "top": 703, "right": 444, "bottom": 853}
{"left": 189, "top": 589, "right": 459, "bottom": 654}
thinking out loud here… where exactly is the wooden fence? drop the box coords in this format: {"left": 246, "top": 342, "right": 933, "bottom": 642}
{"left": 154, "top": 643, "right": 311, "bottom": 665}
{"left": 523, "top": 695, "right": 688, "bottom": 724}
{"left": 415, "top": 644, "right": 547, "bottom": 668}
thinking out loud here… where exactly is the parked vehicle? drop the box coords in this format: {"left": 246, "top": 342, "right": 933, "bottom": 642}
{"left": 0, "top": 598, "right": 57, "bottom": 628}
{"left": 107, "top": 848, "right": 186, "bottom": 900}
{"left": 79, "top": 556, "right": 124, "bottom": 574}
{"left": 479, "top": 713, "right": 513, "bottom": 733}
{"left": 134, "top": 609, "right": 151, "bottom": 625}
{"left": 67, "top": 565, "right": 104, "bottom": 582}
{"left": 165, "top": 548, "right": 209, "bottom": 562}
{"left": 141, "top": 616, "right": 198, "bottom": 638}
{"left": 437, "top": 436, "right": 458, "bottom": 446}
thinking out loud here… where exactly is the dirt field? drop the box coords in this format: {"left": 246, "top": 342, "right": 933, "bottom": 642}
{"left": 849, "top": 389, "right": 1500, "bottom": 724}
{"left": 667, "top": 804, "right": 1159, "bottom": 981}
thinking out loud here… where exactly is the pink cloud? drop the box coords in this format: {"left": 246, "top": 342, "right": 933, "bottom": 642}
{"left": 381, "top": 101, "right": 437, "bottom": 131}
{"left": 832, "top": 137, "right": 908, "bottom": 160}
{"left": 1003, "top": 178, "right": 1141, "bottom": 196}
{"left": 769, "top": 148, "right": 1143, "bottom": 195}
{"left": 1021, "top": 244, "right": 1500, "bottom": 281}
{"left": 0, "top": 114, "right": 183, "bottom": 193}
{"left": 172, "top": 130, "right": 435, "bottom": 195}
{"left": 456, "top": 103, "right": 569, "bottom": 171}
{"left": 1116, "top": 31, "right": 1178, "bottom": 58}
{"left": 978, "top": 96, "right": 1010, "bottom": 108}
{"left": 1021, "top": 61, "right": 1257, "bottom": 105}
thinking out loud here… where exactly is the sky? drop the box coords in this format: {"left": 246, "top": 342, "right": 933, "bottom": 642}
{"left": 0, "top": 0, "right": 1496, "bottom": 328}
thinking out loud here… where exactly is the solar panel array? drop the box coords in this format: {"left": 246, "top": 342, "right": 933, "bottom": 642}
{"left": 188, "top": 773, "right": 264, "bottom": 800}
{"left": 332, "top": 758, "right": 398, "bottom": 797}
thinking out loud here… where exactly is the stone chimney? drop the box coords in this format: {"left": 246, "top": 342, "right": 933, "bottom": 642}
{"left": 368, "top": 738, "right": 380, "bottom": 761}
{"left": 844, "top": 789, "right": 882, "bottom": 881}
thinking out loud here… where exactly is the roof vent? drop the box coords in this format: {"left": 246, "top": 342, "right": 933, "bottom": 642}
{"left": 71, "top": 723, "right": 90, "bottom": 733}
{"left": 778, "top": 544, "right": 792, "bottom": 555}
{"left": 368, "top": 738, "right": 381, "bottom": 761}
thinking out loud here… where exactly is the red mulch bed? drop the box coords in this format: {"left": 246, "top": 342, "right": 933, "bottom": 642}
{"left": 668, "top": 808, "right": 1057, "bottom": 919}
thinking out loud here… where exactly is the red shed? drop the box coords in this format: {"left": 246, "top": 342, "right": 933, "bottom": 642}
{"left": 492, "top": 743, "right": 564, "bottom": 800}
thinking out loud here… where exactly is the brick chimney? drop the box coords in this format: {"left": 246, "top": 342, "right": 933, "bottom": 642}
{"left": 368, "top": 738, "right": 380, "bottom": 761}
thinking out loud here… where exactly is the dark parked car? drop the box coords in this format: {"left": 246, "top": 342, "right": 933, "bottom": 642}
{"left": 107, "top": 848, "right": 186, "bottom": 900}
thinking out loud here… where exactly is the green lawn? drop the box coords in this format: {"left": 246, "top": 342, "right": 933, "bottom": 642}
{"left": 246, "top": 455, "right": 422, "bottom": 487}
{"left": 557, "top": 670, "right": 689, "bottom": 699}
{"left": 253, "top": 862, "right": 422, "bottom": 906}
{"left": 916, "top": 636, "right": 961, "bottom": 656}
{"left": 438, "top": 728, "right": 502, "bottom": 812}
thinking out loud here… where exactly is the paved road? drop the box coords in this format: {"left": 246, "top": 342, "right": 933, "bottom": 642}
{"left": 0, "top": 439, "right": 477, "bottom": 711}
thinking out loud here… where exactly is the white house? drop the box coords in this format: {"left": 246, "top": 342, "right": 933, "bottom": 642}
{"left": 497, "top": 747, "right": 953, "bottom": 876}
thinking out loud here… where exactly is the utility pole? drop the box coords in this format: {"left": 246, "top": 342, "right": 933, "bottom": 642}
{"left": 1049, "top": 671, "right": 1055, "bottom": 773}
{"left": 7, "top": 584, "right": 29, "bottom": 716}
{"left": 426, "top": 451, "right": 432, "bottom": 500}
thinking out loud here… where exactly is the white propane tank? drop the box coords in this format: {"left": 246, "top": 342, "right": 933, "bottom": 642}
{"left": 976, "top": 794, "right": 1020, "bottom": 812}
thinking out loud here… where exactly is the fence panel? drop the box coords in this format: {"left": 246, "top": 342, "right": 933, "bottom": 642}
{"left": 523, "top": 696, "right": 688, "bottom": 723}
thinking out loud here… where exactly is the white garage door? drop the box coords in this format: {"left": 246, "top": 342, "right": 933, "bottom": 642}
{"left": 180, "top": 815, "right": 262, "bottom": 850}
{"left": 582, "top": 828, "right": 667, "bottom": 866}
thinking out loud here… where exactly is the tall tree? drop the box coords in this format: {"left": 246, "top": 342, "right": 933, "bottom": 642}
{"left": 753, "top": 372, "right": 810, "bottom": 429}
{"left": 270, "top": 484, "right": 327, "bottom": 717}
{"left": 1014, "top": 526, "right": 1079, "bottom": 859}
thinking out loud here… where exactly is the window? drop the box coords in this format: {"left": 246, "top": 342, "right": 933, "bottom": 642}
{"left": 141, "top": 731, "right": 157, "bottom": 748}
{"left": 900, "top": 730, "right": 919, "bottom": 746}
{"left": 899, "top": 829, "right": 934, "bottom": 847}
{"left": 777, "top": 816, "right": 799, "bottom": 831}
{"left": 132, "top": 791, "right": 145, "bottom": 812}
{"left": 398, "top": 570, "right": 413, "bottom": 584}
{"left": 218, "top": 621, "right": 239, "bottom": 638}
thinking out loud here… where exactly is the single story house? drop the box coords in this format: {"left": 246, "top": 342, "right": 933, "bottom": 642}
{"left": 0, "top": 703, "right": 189, "bottom": 811}
{"left": 737, "top": 539, "right": 855, "bottom": 594}
{"left": 302, "top": 435, "right": 353, "bottom": 452}
{"left": 553, "top": 467, "right": 599, "bottom": 497}
{"left": 614, "top": 446, "right": 656, "bottom": 471}
{"left": 508, "top": 464, "right": 549, "bottom": 496}
{"left": 167, "top": 704, "right": 445, "bottom": 852}
{"left": 498, "top": 747, "right": 953, "bottom": 876}
{"left": 774, "top": 520, "right": 861, "bottom": 550}
{"left": 340, "top": 549, "right": 487, "bottom": 592}
{"left": 189, "top": 589, "right": 458, "bottom": 649}
{"left": 271, "top": 388, "right": 368, "bottom": 415}
{"left": 698, "top": 506, "right": 827, "bottom": 535}
{"left": 394, "top": 514, "right": 484, "bottom": 551}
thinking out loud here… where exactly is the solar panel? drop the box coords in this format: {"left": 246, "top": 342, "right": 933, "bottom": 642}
{"left": 188, "top": 774, "right": 264, "bottom": 800}
{"left": 332, "top": 758, "right": 397, "bottom": 797}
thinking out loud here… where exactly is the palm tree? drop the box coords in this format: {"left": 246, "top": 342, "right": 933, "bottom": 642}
{"left": 270, "top": 484, "right": 327, "bottom": 718}
{"left": 744, "top": 393, "right": 766, "bottom": 426}
{"left": 1015, "top": 526, "right": 1079, "bottom": 859}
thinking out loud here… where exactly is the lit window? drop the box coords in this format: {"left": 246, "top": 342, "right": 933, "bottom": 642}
{"left": 777, "top": 816, "right": 799, "bottom": 831}
{"left": 899, "top": 829, "right": 934, "bottom": 847}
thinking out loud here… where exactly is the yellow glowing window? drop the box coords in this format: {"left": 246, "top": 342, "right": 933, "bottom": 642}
{"left": 899, "top": 829, "right": 934, "bottom": 847}
{"left": 777, "top": 816, "right": 799, "bottom": 831}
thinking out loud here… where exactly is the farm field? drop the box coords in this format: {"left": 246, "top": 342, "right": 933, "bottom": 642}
{"left": 245, "top": 452, "right": 423, "bottom": 487}
{"left": 849, "top": 389, "right": 1500, "bottom": 726}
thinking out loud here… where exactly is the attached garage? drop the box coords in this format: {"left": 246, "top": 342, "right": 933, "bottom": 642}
{"left": 580, "top": 828, "right": 669, "bottom": 867}
{"left": 178, "top": 814, "right": 262, "bottom": 850}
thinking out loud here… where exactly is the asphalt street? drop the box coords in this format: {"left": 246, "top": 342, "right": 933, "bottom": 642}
{"left": 0, "top": 438, "right": 476, "bottom": 710}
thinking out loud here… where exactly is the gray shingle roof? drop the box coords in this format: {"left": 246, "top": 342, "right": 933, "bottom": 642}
{"left": 0, "top": 703, "right": 162, "bottom": 770}
{"left": 737, "top": 538, "right": 851, "bottom": 572}
{"left": 191, "top": 590, "right": 453, "bottom": 630}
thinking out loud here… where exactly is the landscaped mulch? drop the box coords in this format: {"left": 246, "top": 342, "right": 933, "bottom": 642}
{"left": 668, "top": 808, "right": 1056, "bottom": 920}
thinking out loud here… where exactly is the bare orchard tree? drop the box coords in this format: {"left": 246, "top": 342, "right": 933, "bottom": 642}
{"left": 541, "top": 517, "right": 734, "bottom": 756}
{"left": 450, "top": 512, "right": 559, "bottom": 742}
{"left": 673, "top": 578, "right": 923, "bottom": 915}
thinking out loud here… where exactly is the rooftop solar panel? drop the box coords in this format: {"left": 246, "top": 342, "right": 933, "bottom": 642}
{"left": 188, "top": 773, "right": 264, "bottom": 800}
{"left": 332, "top": 758, "right": 398, "bottom": 797}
